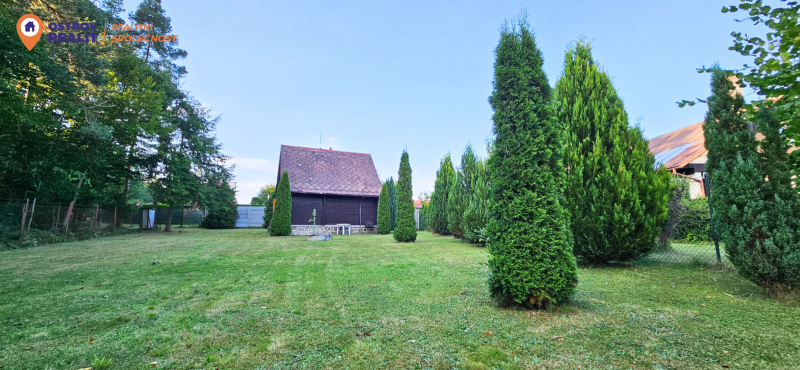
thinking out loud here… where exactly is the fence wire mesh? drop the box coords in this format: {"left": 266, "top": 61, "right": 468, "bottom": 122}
{"left": 639, "top": 241, "right": 728, "bottom": 266}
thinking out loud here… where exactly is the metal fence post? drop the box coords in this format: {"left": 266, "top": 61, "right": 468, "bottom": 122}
{"left": 20, "top": 198, "right": 29, "bottom": 236}
{"left": 703, "top": 173, "right": 722, "bottom": 263}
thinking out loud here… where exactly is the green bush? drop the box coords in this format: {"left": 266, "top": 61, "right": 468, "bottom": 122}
{"left": 377, "top": 182, "right": 391, "bottom": 234}
{"left": 428, "top": 155, "right": 455, "bottom": 235}
{"left": 556, "top": 40, "right": 671, "bottom": 264}
{"left": 393, "top": 151, "right": 417, "bottom": 242}
{"left": 462, "top": 161, "right": 489, "bottom": 244}
{"left": 673, "top": 198, "right": 712, "bottom": 243}
{"left": 386, "top": 177, "right": 397, "bottom": 230}
{"left": 446, "top": 171, "right": 467, "bottom": 238}
{"left": 704, "top": 69, "right": 800, "bottom": 292}
{"left": 199, "top": 182, "right": 237, "bottom": 229}
{"left": 270, "top": 170, "right": 293, "bottom": 236}
{"left": 262, "top": 191, "right": 275, "bottom": 228}
{"left": 485, "top": 15, "right": 577, "bottom": 308}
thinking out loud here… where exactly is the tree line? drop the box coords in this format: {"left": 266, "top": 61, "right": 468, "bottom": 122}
{"left": 430, "top": 4, "right": 800, "bottom": 307}
{"left": 0, "top": 0, "right": 236, "bottom": 235}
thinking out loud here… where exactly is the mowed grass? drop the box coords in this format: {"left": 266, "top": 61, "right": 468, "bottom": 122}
{"left": 1, "top": 229, "right": 799, "bottom": 369}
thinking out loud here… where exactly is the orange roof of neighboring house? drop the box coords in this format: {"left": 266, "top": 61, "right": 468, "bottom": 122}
{"left": 649, "top": 121, "right": 798, "bottom": 170}
{"left": 414, "top": 200, "right": 429, "bottom": 208}
{"left": 649, "top": 122, "right": 707, "bottom": 169}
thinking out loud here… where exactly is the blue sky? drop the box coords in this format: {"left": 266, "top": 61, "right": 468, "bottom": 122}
{"left": 123, "top": 0, "right": 759, "bottom": 203}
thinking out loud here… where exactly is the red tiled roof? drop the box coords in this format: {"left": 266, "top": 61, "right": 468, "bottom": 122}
{"left": 413, "top": 200, "right": 429, "bottom": 208}
{"left": 277, "top": 145, "right": 382, "bottom": 197}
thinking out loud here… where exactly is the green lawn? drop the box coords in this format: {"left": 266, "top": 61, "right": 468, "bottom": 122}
{"left": 1, "top": 229, "right": 798, "bottom": 369}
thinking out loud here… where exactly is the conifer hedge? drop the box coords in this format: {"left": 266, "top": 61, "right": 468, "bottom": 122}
{"left": 393, "top": 151, "right": 417, "bottom": 242}
{"left": 705, "top": 70, "right": 800, "bottom": 292}
{"left": 262, "top": 190, "right": 275, "bottom": 228}
{"left": 485, "top": 16, "right": 577, "bottom": 308}
{"left": 270, "top": 170, "right": 292, "bottom": 236}
{"left": 429, "top": 155, "right": 455, "bottom": 235}
{"left": 462, "top": 160, "right": 489, "bottom": 244}
{"left": 446, "top": 171, "right": 467, "bottom": 238}
{"left": 377, "top": 182, "right": 391, "bottom": 234}
{"left": 386, "top": 177, "right": 397, "bottom": 230}
{"left": 556, "top": 40, "right": 671, "bottom": 264}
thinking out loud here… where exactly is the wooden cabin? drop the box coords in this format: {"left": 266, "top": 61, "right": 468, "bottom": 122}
{"left": 276, "top": 145, "right": 381, "bottom": 229}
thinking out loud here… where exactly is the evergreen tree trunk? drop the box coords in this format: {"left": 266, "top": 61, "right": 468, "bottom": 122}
{"left": 164, "top": 204, "right": 174, "bottom": 232}
{"left": 393, "top": 151, "right": 417, "bottom": 242}
{"left": 485, "top": 15, "right": 577, "bottom": 308}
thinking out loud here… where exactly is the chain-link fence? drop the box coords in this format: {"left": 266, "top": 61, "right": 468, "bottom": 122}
{"left": 0, "top": 200, "right": 206, "bottom": 249}
{"left": 639, "top": 241, "right": 728, "bottom": 266}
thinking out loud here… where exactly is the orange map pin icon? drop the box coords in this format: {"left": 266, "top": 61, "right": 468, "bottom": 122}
{"left": 17, "top": 14, "right": 44, "bottom": 51}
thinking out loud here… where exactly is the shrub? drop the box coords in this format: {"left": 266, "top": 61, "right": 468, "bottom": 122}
{"left": 262, "top": 190, "right": 275, "bottom": 228}
{"left": 462, "top": 161, "right": 489, "bottom": 244}
{"left": 704, "top": 69, "right": 800, "bottom": 292}
{"left": 386, "top": 177, "right": 397, "bottom": 230}
{"left": 199, "top": 182, "right": 237, "bottom": 229}
{"left": 377, "top": 182, "right": 391, "bottom": 234}
{"left": 393, "top": 151, "right": 417, "bottom": 242}
{"left": 673, "top": 198, "right": 712, "bottom": 243}
{"left": 446, "top": 171, "right": 467, "bottom": 238}
{"left": 428, "top": 155, "right": 455, "bottom": 235}
{"left": 270, "top": 170, "right": 293, "bottom": 236}
{"left": 485, "top": 14, "right": 577, "bottom": 308}
{"left": 556, "top": 40, "right": 671, "bottom": 264}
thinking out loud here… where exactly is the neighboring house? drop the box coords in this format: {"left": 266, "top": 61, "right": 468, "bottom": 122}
{"left": 24, "top": 21, "right": 35, "bottom": 32}
{"left": 413, "top": 200, "right": 429, "bottom": 230}
{"left": 276, "top": 145, "right": 381, "bottom": 228}
{"left": 649, "top": 121, "right": 709, "bottom": 198}
{"left": 649, "top": 121, "right": 799, "bottom": 199}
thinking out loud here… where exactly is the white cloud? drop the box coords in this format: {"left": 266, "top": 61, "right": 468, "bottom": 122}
{"left": 228, "top": 157, "right": 275, "bottom": 170}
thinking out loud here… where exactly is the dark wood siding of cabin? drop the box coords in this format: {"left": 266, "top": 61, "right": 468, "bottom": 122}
{"left": 290, "top": 193, "right": 323, "bottom": 225}
{"left": 290, "top": 193, "right": 378, "bottom": 225}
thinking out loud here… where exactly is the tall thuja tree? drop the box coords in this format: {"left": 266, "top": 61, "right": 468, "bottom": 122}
{"left": 447, "top": 146, "right": 478, "bottom": 238}
{"left": 485, "top": 15, "right": 577, "bottom": 308}
{"left": 386, "top": 177, "right": 397, "bottom": 230}
{"left": 462, "top": 159, "right": 489, "bottom": 244}
{"left": 446, "top": 171, "right": 467, "bottom": 238}
{"left": 703, "top": 69, "right": 800, "bottom": 291}
{"left": 377, "top": 182, "right": 392, "bottom": 234}
{"left": 428, "top": 154, "right": 455, "bottom": 235}
{"left": 261, "top": 189, "right": 276, "bottom": 228}
{"left": 393, "top": 151, "right": 417, "bottom": 242}
{"left": 270, "top": 170, "right": 293, "bottom": 236}
{"left": 556, "top": 40, "right": 671, "bottom": 264}
{"left": 710, "top": 97, "right": 800, "bottom": 290}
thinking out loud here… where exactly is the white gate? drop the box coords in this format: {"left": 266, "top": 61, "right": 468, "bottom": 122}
{"left": 235, "top": 206, "right": 265, "bottom": 228}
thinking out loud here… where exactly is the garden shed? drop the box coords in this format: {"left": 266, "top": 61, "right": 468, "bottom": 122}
{"left": 276, "top": 145, "right": 381, "bottom": 231}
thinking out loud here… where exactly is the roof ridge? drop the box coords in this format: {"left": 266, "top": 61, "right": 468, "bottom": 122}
{"left": 281, "top": 145, "right": 372, "bottom": 156}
